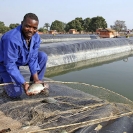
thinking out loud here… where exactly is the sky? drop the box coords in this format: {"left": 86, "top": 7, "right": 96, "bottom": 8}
{"left": 0, "top": 0, "right": 133, "bottom": 29}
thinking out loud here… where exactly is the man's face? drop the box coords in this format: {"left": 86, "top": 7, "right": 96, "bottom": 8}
{"left": 21, "top": 17, "right": 38, "bottom": 39}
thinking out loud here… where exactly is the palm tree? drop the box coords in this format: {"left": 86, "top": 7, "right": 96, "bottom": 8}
{"left": 43, "top": 23, "right": 50, "bottom": 31}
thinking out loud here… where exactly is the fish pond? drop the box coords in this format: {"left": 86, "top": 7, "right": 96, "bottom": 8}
{"left": 46, "top": 52, "right": 133, "bottom": 101}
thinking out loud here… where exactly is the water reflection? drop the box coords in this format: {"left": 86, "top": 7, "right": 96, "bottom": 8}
{"left": 46, "top": 51, "right": 133, "bottom": 77}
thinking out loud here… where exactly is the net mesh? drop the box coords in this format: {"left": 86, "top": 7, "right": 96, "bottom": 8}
{"left": 0, "top": 81, "right": 133, "bottom": 133}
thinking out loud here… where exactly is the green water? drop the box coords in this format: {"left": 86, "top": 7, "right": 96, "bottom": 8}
{"left": 46, "top": 55, "right": 133, "bottom": 101}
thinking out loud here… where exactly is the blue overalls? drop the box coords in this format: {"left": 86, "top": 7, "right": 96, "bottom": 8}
{"left": 0, "top": 25, "right": 47, "bottom": 98}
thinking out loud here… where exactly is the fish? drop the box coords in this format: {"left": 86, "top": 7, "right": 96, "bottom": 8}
{"left": 27, "top": 83, "right": 45, "bottom": 94}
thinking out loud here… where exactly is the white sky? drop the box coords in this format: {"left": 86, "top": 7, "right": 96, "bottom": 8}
{"left": 0, "top": 0, "right": 132, "bottom": 29}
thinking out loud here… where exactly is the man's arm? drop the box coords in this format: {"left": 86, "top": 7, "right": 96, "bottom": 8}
{"left": 3, "top": 38, "right": 25, "bottom": 85}
{"left": 28, "top": 35, "right": 42, "bottom": 82}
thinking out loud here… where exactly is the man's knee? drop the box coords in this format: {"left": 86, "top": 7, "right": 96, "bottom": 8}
{"left": 38, "top": 51, "right": 48, "bottom": 62}
{"left": 0, "top": 76, "right": 3, "bottom": 84}
{"left": 4, "top": 84, "right": 23, "bottom": 98}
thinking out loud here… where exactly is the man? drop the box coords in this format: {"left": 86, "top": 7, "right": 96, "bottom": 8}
{"left": 0, "top": 13, "right": 48, "bottom": 98}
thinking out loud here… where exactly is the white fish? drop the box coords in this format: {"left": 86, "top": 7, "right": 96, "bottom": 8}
{"left": 27, "top": 83, "right": 45, "bottom": 94}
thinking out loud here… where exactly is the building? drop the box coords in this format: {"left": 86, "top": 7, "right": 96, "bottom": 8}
{"left": 69, "top": 29, "right": 77, "bottom": 34}
{"left": 37, "top": 31, "right": 43, "bottom": 34}
{"left": 49, "top": 30, "right": 57, "bottom": 34}
{"left": 96, "top": 28, "right": 119, "bottom": 38}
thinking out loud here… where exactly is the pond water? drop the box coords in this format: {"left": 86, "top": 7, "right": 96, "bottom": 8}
{"left": 46, "top": 54, "right": 133, "bottom": 101}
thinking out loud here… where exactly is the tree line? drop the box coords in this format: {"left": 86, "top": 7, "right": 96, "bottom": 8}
{"left": 39, "top": 16, "right": 108, "bottom": 33}
{"left": 0, "top": 16, "right": 127, "bottom": 34}
{"left": 0, "top": 22, "right": 19, "bottom": 34}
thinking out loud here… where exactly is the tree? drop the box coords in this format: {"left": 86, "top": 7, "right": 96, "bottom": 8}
{"left": 43, "top": 23, "right": 50, "bottom": 31}
{"left": 83, "top": 17, "right": 91, "bottom": 32}
{"left": 110, "top": 20, "right": 127, "bottom": 32}
{"left": 0, "top": 21, "right": 10, "bottom": 34}
{"left": 65, "top": 17, "right": 84, "bottom": 32}
{"left": 0, "top": 26, "right": 10, "bottom": 34}
{"left": 89, "top": 16, "right": 107, "bottom": 32}
{"left": 9, "top": 23, "right": 20, "bottom": 29}
{"left": 38, "top": 27, "right": 44, "bottom": 32}
{"left": 38, "top": 27, "right": 47, "bottom": 33}
{"left": 0, "top": 21, "right": 5, "bottom": 27}
{"left": 50, "top": 20, "right": 65, "bottom": 32}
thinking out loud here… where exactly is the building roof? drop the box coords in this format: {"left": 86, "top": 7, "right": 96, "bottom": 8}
{"left": 105, "top": 28, "right": 116, "bottom": 32}
{"left": 97, "top": 28, "right": 116, "bottom": 32}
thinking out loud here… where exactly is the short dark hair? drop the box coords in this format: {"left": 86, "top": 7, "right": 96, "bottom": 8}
{"left": 23, "top": 13, "right": 39, "bottom": 22}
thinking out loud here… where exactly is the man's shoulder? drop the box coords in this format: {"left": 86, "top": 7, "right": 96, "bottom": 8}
{"left": 32, "top": 32, "right": 41, "bottom": 43}
{"left": 33, "top": 32, "right": 40, "bottom": 39}
{"left": 2, "top": 25, "right": 22, "bottom": 41}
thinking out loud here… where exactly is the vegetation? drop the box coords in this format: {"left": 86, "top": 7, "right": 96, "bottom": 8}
{"left": 110, "top": 20, "right": 127, "bottom": 32}
{"left": 0, "top": 22, "right": 20, "bottom": 34}
{"left": 83, "top": 17, "right": 91, "bottom": 32}
{"left": 9, "top": 23, "right": 20, "bottom": 29}
{"left": 50, "top": 20, "right": 65, "bottom": 32}
{"left": 0, "top": 16, "right": 131, "bottom": 34}
{"left": 88, "top": 16, "right": 107, "bottom": 32}
{"left": 38, "top": 27, "right": 47, "bottom": 33}
{"left": 0, "top": 21, "right": 10, "bottom": 34}
{"left": 65, "top": 16, "right": 107, "bottom": 33}
{"left": 43, "top": 23, "right": 50, "bottom": 31}
{"left": 65, "top": 17, "right": 84, "bottom": 32}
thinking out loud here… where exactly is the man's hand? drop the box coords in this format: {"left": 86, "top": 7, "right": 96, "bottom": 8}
{"left": 34, "top": 80, "right": 43, "bottom": 84}
{"left": 22, "top": 82, "right": 33, "bottom": 96}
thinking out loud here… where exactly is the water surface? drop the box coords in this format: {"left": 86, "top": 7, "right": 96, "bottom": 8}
{"left": 47, "top": 55, "right": 133, "bottom": 101}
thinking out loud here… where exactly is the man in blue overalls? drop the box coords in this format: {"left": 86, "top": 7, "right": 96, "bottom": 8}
{"left": 0, "top": 13, "right": 48, "bottom": 98}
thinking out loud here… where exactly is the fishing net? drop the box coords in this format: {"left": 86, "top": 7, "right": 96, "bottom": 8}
{"left": 0, "top": 77, "right": 133, "bottom": 133}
